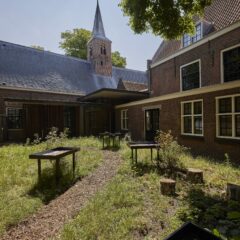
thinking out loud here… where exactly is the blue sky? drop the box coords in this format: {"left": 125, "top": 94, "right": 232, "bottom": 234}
{"left": 0, "top": 0, "right": 162, "bottom": 71}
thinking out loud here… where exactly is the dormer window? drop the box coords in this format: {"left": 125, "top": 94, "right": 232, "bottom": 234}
{"left": 183, "top": 23, "right": 202, "bottom": 47}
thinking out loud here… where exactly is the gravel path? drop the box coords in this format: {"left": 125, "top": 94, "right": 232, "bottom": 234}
{"left": 1, "top": 150, "right": 122, "bottom": 240}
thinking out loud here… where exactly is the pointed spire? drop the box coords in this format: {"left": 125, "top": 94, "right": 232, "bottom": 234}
{"left": 92, "top": 0, "right": 106, "bottom": 39}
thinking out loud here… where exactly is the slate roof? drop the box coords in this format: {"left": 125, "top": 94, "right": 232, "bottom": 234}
{"left": 117, "top": 79, "right": 148, "bottom": 92}
{"left": 0, "top": 41, "right": 148, "bottom": 96}
{"left": 152, "top": 0, "right": 240, "bottom": 65}
{"left": 92, "top": 0, "right": 108, "bottom": 41}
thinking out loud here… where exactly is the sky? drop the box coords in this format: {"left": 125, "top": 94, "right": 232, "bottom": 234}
{"left": 0, "top": 0, "right": 162, "bottom": 71}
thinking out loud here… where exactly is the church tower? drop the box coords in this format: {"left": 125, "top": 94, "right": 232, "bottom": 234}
{"left": 87, "top": 0, "right": 112, "bottom": 76}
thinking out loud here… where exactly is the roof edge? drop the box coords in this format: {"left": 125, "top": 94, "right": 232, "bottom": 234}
{"left": 115, "top": 80, "right": 240, "bottom": 109}
{"left": 151, "top": 20, "right": 240, "bottom": 69}
{"left": 0, "top": 40, "right": 91, "bottom": 64}
{"left": 0, "top": 85, "right": 85, "bottom": 96}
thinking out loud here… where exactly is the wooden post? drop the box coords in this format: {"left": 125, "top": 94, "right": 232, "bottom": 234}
{"left": 72, "top": 152, "right": 76, "bottom": 179}
{"left": 160, "top": 178, "right": 176, "bottom": 195}
{"left": 56, "top": 158, "right": 60, "bottom": 185}
{"left": 227, "top": 183, "right": 240, "bottom": 201}
{"left": 37, "top": 159, "right": 41, "bottom": 181}
{"left": 187, "top": 168, "right": 204, "bottom": 184}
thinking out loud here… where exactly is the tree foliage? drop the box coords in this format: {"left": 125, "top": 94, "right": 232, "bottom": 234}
{"left": 31, "top": 45, "right": 44, "bottom": 51}
{"left": 60, "top": 28, "right": 127, "bottom": 68}
{"left": 60, "top": 28, "right": 91, "bottom": 60}
{"left": 119, "top": 0, "right": 212, "bottom": 39}
{"left": 111, "top": 51, "right": 127, "bottom": 68}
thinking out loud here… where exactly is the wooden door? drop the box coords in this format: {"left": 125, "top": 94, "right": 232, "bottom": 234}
{"left": 145, "top": 109, "right": 159, "bottom": 141}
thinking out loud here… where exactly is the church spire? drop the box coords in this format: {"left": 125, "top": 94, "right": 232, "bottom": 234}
{"left": 92, "top": 0, "right": 106, "bottom": 39}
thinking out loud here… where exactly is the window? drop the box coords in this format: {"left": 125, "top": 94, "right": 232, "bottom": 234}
{"left": 181, "top": 60, "right": 201, "bottom": 91}
{"left": 183, "top": 23, "right": 202, "bottom": 47}
{"left": 181, "top": 100, "right": 203, "bottom": 136}
{"left": 222, "top": 45, "right": 240, "bottom": 83}
{"left": 7, "top": 108, "right": 24, "bottom": 129}
{"left": 121, "top": 110, "right": 128, "bottom": 130}
{"left": 216, "top": 95, "right": 240, "bottom": 139}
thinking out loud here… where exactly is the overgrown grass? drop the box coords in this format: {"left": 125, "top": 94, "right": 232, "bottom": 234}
{"left": 0, "top": 137, "right": 102, "bottom": 236}
{"left": 60, "top": 143, "right": 240, "bottom": 240}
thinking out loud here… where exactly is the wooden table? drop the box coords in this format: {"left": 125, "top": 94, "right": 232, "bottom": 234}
{"left": 29, "top": 147, "right": 80, "bottom": 184}
{"left": 99, "top": 132, "right": 122, "bottom": 149}
{"left": 127, "top": 142, "right": 160, "bottom": 164}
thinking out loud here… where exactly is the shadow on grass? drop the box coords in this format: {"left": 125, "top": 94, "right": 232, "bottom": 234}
{"left": 28, "top": 162, "right": 80, "bottom": 204}
{"left": 102, "top": 146, "right": 121, "bottom": 152}
{"left": 180, "top": 186, "right": 240, "bottom": 238}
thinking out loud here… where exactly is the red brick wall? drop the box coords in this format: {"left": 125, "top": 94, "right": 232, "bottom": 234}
{"left": 151, "top": 27, "right": 240, "bottom": 97}
{"left": 116, "top": 87, "right": 240, "bottom": 162}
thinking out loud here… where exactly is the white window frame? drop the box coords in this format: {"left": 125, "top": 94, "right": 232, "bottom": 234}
{"left": 6, "top": 107, "right": 24, "bottom": 130}
{"left": 182, "top": 22, "right": 203, "bottom": 48}
{"left": 220, "top": 43, "right": 240, "bottom": 84}
{"left": 180, "top": 59, "right": 202, "bottom": 92}
{"left": 121, "top": 109, "right": 128, "bottom": 130}
{"left": 216, "top": 94, "right": 240, "bottom": 139}
{"left": 181, "top": 99, "right": 204, "bottom": 136}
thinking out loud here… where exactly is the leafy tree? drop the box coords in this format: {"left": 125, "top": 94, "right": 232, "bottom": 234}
{"left": 60, "top": 28, "right": 91, "bottom": 60}
{"left": 119, "top": 0, "right": 212, "bottom": 39}
{"left": 60, "top": 28, "right": 127, "bottom": 68}
{"left": 31, "top": 45, "right": 44, "bottom": 51}
{"left": 111, "top": 51, "right": 127, "bottom": 68}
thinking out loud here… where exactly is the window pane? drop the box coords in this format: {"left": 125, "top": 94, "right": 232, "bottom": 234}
{"left": 146, "top": 111, "right": 151, "bottom": 131}
{"left": 236, "top": 115, "right": 240, "bottom": 137}
{"left": 219, "top": 98, "right": 232, "bottom": 113}
{"left": 182, "top": 62, "right": 200, "bottom": 91}
{"left": 184, "top": 116, "right": 192, "bottom": 133}
{"left": 194, "top": 101, "right": 202, "bottom": 114}
{"left": 235, "top": 97, "right": 240, "bottom": 112}
{"left": 223, "top": 46, "right": 240, "bottom": 82}
{"left": 194, "top": 116, "right": 202, "bottom": 134}
{"left": 192, "top": 24, "right": 202, "bottom": 43}
{"left": 183, "top": 34, "right": 191, "bottom": 47}
{"left": 7, "top": 108, "right": 24, "bottom": 129}
{"left": 219, "top": 115, "right": 232, "bottom": 136}
{"left": 184, "top": 103, "right": 192, "bottom": 115}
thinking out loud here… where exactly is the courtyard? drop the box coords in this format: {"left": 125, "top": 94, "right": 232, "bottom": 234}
{"left": 0, "top": 134, "right": 239, "bottom": 239}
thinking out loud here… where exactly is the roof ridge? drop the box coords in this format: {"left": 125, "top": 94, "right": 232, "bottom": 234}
{"left": 0, "top": 40, "right": 91, "bottom": 64}
{"left": 112, "top": 66, "right": 147, "bottom": 74}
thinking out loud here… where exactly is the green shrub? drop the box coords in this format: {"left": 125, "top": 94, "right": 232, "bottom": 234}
{"left": 155, "top": 130, "right": 186, "bottom": 172}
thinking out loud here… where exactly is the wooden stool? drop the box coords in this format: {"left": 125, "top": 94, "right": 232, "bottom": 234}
{"left": 160, "top": 178, "right": 176, "bottom": 195}
{"left": 187, "top": 168, "right": 204, "bottom": 184}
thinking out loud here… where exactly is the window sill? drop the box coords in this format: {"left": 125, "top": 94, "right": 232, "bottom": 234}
{"left": 181, "top": 134, "right": 204, "bottom": 140}
{"left": 215, "top": 137, "right": 240, "bottom": 144}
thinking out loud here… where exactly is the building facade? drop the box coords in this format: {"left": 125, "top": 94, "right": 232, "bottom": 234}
{"left": 115, "top": 0, "right": 240, "bottom": 161}
{"left": 0, "top": 1, "right": 148, "bottom": 142}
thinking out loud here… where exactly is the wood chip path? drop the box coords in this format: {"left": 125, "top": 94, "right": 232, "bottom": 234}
{"left": 1, "top": 150, "right": 122, "bottom": 240}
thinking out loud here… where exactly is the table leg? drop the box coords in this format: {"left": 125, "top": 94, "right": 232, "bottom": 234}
{"left": 113, "top": 137, "right": 115, "bottom": 147}
{"left": 157, "top": 148, "right": 160, "bottom": 160}
{"left": 151, "top": 148, "right": 153, "bottom": 161}
{"left": 72, "top": 153, "right": 76, "bottom": 179}
{"left": 38, "top": 159, "right": 41, "bottom": 181}
{"left": 135, "top": 149, "right": 137, "bottom": 164}
{"left": 56, "top": 158, "right": 60, "bottom": 185}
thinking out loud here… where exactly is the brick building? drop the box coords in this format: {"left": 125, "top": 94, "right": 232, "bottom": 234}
{"left": 0, "top": 0, "right": 239, "bottom": 161}
{"left": 115, "top": 0, "right": 240, "bottom": 161}
{"left": 0, "top": 1, "right": 148, "bottom": 142}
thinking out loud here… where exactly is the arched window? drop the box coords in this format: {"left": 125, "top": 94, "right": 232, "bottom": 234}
{"left": 103, "top": 47, "right": 106, "bottom": 55}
